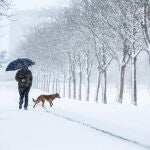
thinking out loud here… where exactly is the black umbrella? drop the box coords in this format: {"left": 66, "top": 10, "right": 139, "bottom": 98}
{"left": 6, "top": 58, "right": 35, "bottom": 71}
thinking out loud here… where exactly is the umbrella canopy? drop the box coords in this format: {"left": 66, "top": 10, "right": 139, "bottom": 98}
{"left": 6, "top": 58, "right": 35, "bottom": 71}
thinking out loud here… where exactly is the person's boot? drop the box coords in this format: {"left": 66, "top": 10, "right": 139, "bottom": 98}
{"left": 24, "top": 95, "right": 28, "bottom": 110}
{"left": 19, "top": 105, "right": 22, "bottom": 109}
{"left": 19, "top": 96, "right": 23, "bottom": 109}
{"left": 24, "top": 107, "right": 28, "bottom": 110}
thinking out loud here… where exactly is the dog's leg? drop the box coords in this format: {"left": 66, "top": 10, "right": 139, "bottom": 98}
{"left": 49, "top": 101, "right": 51, "bottom": 107}
{"left": 33, "top": 103, "right": 37, "bottom": 108}
{"left": 50, "top": 102, "right": 53, "bottom": 107}
{"left": 33, "top": 100, "right": 40, "bottom": 108}
{"left": 42, "top": 99, "right": 45, "bottom": 108}
{"left": 42, "top": 100, "right": 45, "bottom": 108}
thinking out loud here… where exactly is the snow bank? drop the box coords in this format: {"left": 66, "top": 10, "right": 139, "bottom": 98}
{"left": 24, "top": 80, "right": 150, "bottom": 148}
{"left": 43, "top": 98, "right": 150, "bottom": 148}
{"left": 0, "top": 81, "right": 150, "bottom": 149}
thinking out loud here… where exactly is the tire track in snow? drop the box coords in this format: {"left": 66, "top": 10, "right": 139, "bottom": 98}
{"left": 44, "top": 109, "right": 150, "bottom": 150}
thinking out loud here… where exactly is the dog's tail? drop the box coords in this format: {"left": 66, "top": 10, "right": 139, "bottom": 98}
{"left": 33, "top": 98, "right": 37, "bottom": 102}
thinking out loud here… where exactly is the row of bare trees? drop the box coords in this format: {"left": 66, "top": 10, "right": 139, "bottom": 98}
{"left": 0, "top": 0, "right": 12, "bottom": 66}
{"left": 0, "top": 0, "right": 12, "bottom": 26}
{"left": 14, "top": 0, "right": 150, "bottom": 106}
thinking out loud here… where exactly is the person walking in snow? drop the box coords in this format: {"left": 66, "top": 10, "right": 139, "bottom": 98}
{"left": 15, "top": 67, "right": 33, "bottom": 110}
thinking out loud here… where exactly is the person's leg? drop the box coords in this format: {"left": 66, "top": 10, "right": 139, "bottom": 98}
{"left": 24, "top": 86, "right": 31, "bottom": 109}
{"left": 18, "top": 86, "right": 25, "bottom": 109}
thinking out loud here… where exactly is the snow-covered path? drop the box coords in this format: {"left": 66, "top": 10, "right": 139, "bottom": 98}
{"left": 0, "top": 82, "right": 148, "bottom": 150}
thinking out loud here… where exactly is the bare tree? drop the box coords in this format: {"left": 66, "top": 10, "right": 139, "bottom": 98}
{"left": 0, "top": 0, "right": 12, "bottom": 18}
{"left": 13, "top": 0, "right": 149, "bottom": 106}
{"left": 83, "top": 45, "right": 93, "bottom": 101}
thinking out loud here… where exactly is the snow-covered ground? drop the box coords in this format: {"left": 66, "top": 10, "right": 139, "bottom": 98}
{"left": 0, "top": 81, "right": 150, "bottom": 150}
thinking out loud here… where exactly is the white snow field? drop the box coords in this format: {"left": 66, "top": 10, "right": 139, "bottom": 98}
{"left": 0, "top": 81, "right": 150, "bottom": 150}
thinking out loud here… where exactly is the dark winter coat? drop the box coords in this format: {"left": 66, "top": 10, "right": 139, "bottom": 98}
{"left": 15, "top": 68, "right": 33, "bottom": 87}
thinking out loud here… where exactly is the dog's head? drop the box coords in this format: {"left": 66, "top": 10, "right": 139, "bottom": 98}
{"left": 55, "top": 93, "right": 61, "bottom": 98}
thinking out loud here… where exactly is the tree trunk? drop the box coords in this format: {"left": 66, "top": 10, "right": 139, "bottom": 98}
{"left": 68, "top": 65, "right": 71, "bottom": 99}
{"left": 42, "top": 73, "right": 44, "bottom": 91}
{"left": 117, "top": 65, "right": 126, "bottom": 103}
{"left": 78, "top": 71, "right": 82, "bottom": 100}
{"left": 40, "top": 74, "right": 42, "bottom": 90}
{"left": 35, "top": 74, "right": 37, "bottom": 88}
{"left": 58, "top": 80, "right": 60, "bottom": 94}
{"left": 68, "top": 75, "right": 71, "bottom": 98}
{"left": 131, "top": 57, "right": 137, "bottom": 106}
{"left": 85, "top": 57, "right": 92, "bottom": 102}
{"left": 63, "top": 75, "right": 66, "bottom": 97}
{"left": 52, "top": 77, "right": 55, "bottom": 93}
{"left": 43, "top": 73, "right": 46, "bottom": 91}
{"left": 86, "top": 74, "right": 90, "bottom": 101}
{"left": 46, "top": 73, "right": 49, "bottom": 92}
{"left": 72, "top": 73, "right": 76, "bottom": 99}
{"left": 72, "top": 63, "right": 76, "bottom": 99}
{"left": 39, "top": 74, "right": 41, "bottom": 89}
{"left": 33, "top": 74, "right": 37, "bottom": 88}
{"left": 55, "top": 77, "right": 58, "bottom": 93}
{"left": 37, "top": 75, "right": 39, "bottom": 89}
{"left": 47, "top": 73, "right": 50, "bottom": 92}
{"left": 102, "top": 70, "right": 107, "bottom": 104}
{"left": 46, "top": 74, "right": 48, "bottom": 92}
{"left": 95, "top": 71, "right": 101, "bottom": 103}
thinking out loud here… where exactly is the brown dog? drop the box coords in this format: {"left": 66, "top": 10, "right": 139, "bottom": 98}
{"left": 33, "top": 93, "right": 60, "bottom": 108}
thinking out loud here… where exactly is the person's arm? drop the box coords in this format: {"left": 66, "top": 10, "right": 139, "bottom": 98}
{"left": 29, "top": 71, "right": 33, "bottom": 83}
{"left": 15, "top": 71, "right": 21, "bottom": 82}
{"left": 27, "top": 70, "right": 33, "bottom": 83}
{"left": 15, "top": 71, "right": 24, "bottom": 82}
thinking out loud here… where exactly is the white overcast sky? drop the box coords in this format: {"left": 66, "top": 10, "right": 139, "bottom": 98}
{"left": 0, "top": 0, "right": 69, "bottom": 51}
{"left": 13, "top": 0, "right": 69, "bottom": 10}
